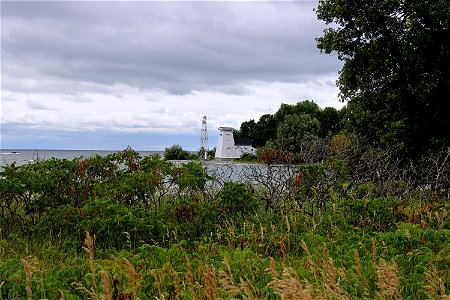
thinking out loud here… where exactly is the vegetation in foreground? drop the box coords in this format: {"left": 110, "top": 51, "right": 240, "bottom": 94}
{"left": 1, "top": 141, "right": 449, "bottom": 299}
{"left": 1, "top": 1, "right": 449, "bottom": 298}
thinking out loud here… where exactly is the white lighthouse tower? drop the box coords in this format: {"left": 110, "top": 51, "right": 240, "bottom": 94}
{"left": 215, "top": 127, "right": 236, "bottom": 159}
{"left": 215, "top": 127, "right": 256, "bottom": 159}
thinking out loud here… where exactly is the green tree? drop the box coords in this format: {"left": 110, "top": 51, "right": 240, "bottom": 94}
{"left": 252, "top": 114, "right": 277, "bottom": 147}
{"left": 274, "top": 100, "right": 321, "bottom": 124}
{"left": 171, "top": 161, "right": 210, "bottom": 195}
{"left": 239, "top": 119, "right": 256, "bottom": 140}
{"left": 293, "top": 100, "right": 322, "bottom": 119}
{"left": 235, "top": 100, "right": 343, "bottom": 148}
{"left": 316, "top": 0, "right": 450, "bottom": 156}
{"left": 273, "top": 103, "right": 296, "bottom": 124}
{"left": 318, "top": 106, "right": 342, "bottom": 137}
{"left": 164, "top": 144, "right": 196, "bottom": 160}
{"left": 276, "top": 114, "right": 321, "bottom": 152}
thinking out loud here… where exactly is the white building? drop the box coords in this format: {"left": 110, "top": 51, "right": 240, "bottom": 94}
{"left": 215, "top": 127, "right": 256, "bottom": 159}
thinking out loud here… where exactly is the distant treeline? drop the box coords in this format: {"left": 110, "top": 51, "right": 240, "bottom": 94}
{"left": 234, "top": 100, "right": 344, "bottom": 152}
{"left": 237, "top": 0, "right": 450, "bottom": 160}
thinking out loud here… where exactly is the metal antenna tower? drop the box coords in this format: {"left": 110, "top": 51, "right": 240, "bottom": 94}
{"left": 200, "top": 116, "right": 209, "bottom": 159}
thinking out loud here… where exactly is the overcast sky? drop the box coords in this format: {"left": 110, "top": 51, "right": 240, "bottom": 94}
{"left": 1, "top": 0, "right": 343, "bottom": 151}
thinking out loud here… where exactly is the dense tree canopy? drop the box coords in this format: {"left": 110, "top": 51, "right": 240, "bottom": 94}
{"left": 164, "top": 144, "right": 196, "bottom": 160}
{"left": 274, "top": 100, "right": 321, "bottom": 124}
{"left": 276, "top": 114, "right": 321, "bottom": 152}
{"left": 236, "top": 100, "right": 343, "bottom": 149}
{"left": 238, "top": 114, "right": 277, "bottom": 148}
{"left": 318, "top": 106, "right": 341, "bottom": 137}
{"left": 316, "top": 0, "right": 450, "bottom": 157}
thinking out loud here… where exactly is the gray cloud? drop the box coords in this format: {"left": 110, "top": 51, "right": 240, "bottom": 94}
{"left": 2, "top": 1, "right": 340, "bottom": 95}
{"left": 62, "top": 95, "right": 95, "bottom": 103}
{"left": 1, "top": 1, "right": 343, "bottom": 150}
{"left": 26, "top": 99, "right": 55, "bottom": 111}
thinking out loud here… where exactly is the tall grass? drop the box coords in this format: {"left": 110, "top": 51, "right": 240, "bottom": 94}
{"left": 1, "top": 147, "right": 449, "bottom": 298}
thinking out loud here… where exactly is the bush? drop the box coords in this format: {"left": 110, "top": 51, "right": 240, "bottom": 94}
{"left": 217, "top": 182, "right": 257, "bottom": 221}
{"left": 236, "top": 153, "right": 257, "bottom": 162}
{"left": 166, "top": 196, "right": 217, "bottom": 242}
{"left": 341, "top": 197, "right": 406, "bottom": 231}
{"left": 164, "top": 144, "right": 197, "bottom": 160}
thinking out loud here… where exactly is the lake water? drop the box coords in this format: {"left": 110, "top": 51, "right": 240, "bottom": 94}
{"left": 0, "top": 149, "right": 295, "bottom": 185}
{"left": 0, "top": 149, "right": 162, "bottom": 168}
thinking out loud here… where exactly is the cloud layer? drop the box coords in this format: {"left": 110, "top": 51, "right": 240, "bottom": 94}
{"left": 1, "top": 1, "right": 342, "bottom": 150}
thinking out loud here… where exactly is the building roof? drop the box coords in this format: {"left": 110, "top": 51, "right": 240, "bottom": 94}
{"left": 234, "top": 137, "right": 253, "bottom": 146}
{"left": 218, "top": 127, "right": 234, "bottom": 131}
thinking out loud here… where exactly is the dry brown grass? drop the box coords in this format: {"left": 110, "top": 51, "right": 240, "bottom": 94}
{"left": 321, "top": 243, "right": 348, "bottom": 299}
{"left": 424, "top": 268, "right": 450, "bottom": 300}
{"left": 218, "top": 258, "right": 241, "bottom": 298}
{"left": 151, "top": 270, "right": 163, "bottom": 299}
{"left": 301, "top": 240, "right": 318, "bottom": 282}
{"left": 17, "top": 233, "right": 447, "bottom": 300}
{"left": 218, "top": 258, "right": 259, "bottom": 299}
{"left": 173, "top": 269, "right": 181, "bottom": 300}
{"left": 354, "top": 250, "right": 369, "bottom": 297}
{"left": 20, "top": 258, "right": 32, "bottom": 300}
{"left": 0, "top": 281, "right": 4, "bottom": 298}
{"left": 83, "top": 232, "right": 98, "bottom": 299}
{"left": 123, "top": 257, "right": 138, "bottom": 299}
{"left": 376, "top": 259, "right": 401, "bottom": 299}
{"left": 59, "top": 289, "right": 66, "bottom": 300}
{"left": 267, "top": 241, "right": 352, "bottom": 300}
{"left": 186, "top": 256, "right": 196, "bottom": 300}
{"left": 239, "top": 277, "right": 259, "bottom": 299}
{"left": 200, "top": 262, "right": 218, "bottom": 300}
{"left": 268, "top": 257, "right": 314, "bottom": 300}
{"left": 100, "top": 268, "right": 112, "bottom": 300}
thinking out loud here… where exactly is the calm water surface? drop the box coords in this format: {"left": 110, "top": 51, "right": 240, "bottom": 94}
{"left": 0, "top": 149, "right": 162, "bottom": 168}
{"left": 1, "top": 150, "right": 293, "bottom": 184}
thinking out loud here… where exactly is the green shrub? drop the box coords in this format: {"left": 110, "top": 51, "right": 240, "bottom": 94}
{"left": 164, "top": 144, "right": 197, "bottom": 160}
{"left": 166, "top": 196, "right": 217, "bottom": 242}
{"left": 171, "top": 161, "right": 211, "bottom": 198}
{"left": 341, "top": 197, "right": 406, "bottom": 231}
{"left": 236, "top": 153, "right": 257, "bottom": 162}
{"left": 217, "top": 182, "right": 257, "bottom": 221}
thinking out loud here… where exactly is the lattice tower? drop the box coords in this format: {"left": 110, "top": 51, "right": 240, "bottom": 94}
{"left": 200, "top": 116, "right": 209, "bottom": 159}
